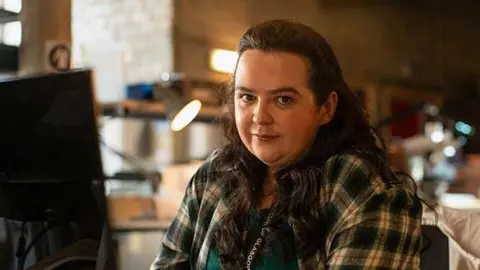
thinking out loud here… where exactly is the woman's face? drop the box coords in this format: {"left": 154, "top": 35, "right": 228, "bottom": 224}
{"left": 234, "top": 50, "right": 337, "bottom": 170}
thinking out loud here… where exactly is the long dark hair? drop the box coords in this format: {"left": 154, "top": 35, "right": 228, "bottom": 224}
{"left": 214, "top": 19, "right": 419, "bottom": 268}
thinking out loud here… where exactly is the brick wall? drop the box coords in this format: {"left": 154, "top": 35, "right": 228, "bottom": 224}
{"left": 71, "top": 0, "right": 223, "bottom": 170}
{"left": 72, "top": 0, "right": 173, "bottom": 84}
{"left": 71, "top": 0, "right": 176, "bottom": 174}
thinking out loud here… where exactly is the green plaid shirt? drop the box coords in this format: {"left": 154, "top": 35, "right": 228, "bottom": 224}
{"left": 151, "top": 150, "right": 422, "bottom": 270}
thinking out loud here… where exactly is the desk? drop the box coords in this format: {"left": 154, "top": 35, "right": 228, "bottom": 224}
{"left": 111, "top": 219, "right": 172, "bottom": 232}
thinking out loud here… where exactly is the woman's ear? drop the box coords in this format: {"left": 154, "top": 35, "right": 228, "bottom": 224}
{"left": 319, "top": 91, "right": 338, "bottom": 125}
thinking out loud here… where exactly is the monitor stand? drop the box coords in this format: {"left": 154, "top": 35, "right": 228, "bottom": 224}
{"left": 0, "top": 180, "right": 117, "bottom": 270}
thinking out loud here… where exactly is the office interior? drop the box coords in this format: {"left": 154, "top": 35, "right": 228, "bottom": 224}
{"left": 1, "top": 0, "right": 480, "bottom": 269}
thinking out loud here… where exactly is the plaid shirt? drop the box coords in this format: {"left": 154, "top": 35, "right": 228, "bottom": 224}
{"left": 151, "top": 150, "right": 422, "bottom": 270}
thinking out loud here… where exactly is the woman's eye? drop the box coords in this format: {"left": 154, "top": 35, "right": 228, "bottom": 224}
{"left": 240, "top": 94, "right": 256, "bottom": 102}
{"left": 276, "top": 96, "right": 293, "bottom": 105}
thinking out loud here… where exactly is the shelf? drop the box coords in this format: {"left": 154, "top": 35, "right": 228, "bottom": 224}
{"left": 0, "top": 8, "right": 19, "bottom": 24}
{"left": 101, "top": 100, "right": 225, "bottom": 123}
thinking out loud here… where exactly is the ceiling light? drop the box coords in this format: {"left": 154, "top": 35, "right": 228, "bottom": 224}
{"left": 210, "top": 49, "right": 238, "bottom": 74}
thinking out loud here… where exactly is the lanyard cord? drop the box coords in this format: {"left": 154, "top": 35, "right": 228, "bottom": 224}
{"left": 240, "top": 208, "right": 276, "bottom": 270}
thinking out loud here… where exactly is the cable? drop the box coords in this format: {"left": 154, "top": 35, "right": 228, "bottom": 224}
{"left": 17, "top": 221, "right": 61, "bottom": 270}
{"left": 15, "top": 221, "right": 27, "bottom": 270}
{"left": 98, "top": 116, "right": 162, "bottom": 182}
{"left": 98, "top": 136, "right": 160, "bottom": 180}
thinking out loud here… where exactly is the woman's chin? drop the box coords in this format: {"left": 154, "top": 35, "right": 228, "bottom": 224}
{"left": 254, "top": 151, "right": 283, "bottom": 167}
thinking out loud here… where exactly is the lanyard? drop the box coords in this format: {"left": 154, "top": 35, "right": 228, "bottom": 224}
{"left": 242, "top": 209, "right": 276, "bottom": 270}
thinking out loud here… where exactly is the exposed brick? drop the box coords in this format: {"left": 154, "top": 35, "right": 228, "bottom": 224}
{"left": 72, "top": 0, "right": 174, "bottom": 84}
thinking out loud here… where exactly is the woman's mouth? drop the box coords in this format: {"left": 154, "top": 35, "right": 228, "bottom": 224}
{"left": 252, "top": 134, "right": 280, "bottom": 142}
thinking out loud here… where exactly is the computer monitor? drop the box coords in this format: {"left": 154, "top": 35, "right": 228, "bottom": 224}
{"left": 0, "top": 70, "right": 116, "bottom": 269}
{"left": 0, "top": 70, "right": 104, "bottom": 183}
{"left": 0, "top": 69, "right": 107, "bottom": 221}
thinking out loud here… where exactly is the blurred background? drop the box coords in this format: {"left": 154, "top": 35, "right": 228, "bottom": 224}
{"left": 1, "top": 0, "right": 480, "bottom": 269}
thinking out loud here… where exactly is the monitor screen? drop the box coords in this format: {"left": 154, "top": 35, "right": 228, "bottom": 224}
{"left": 0, "top": 70, "right": 104, "bottom": 182}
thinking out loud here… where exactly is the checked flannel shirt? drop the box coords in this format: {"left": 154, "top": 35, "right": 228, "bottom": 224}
{"left": 151, "top": 150, "right": 422, "bottom": 269}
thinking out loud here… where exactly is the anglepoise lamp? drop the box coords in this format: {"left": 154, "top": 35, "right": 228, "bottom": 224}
{"left": 154, "top": 73, "right": 202, "bottom": 132}
{"left": 136, "top": 73, "right": 202, "bottom": 159}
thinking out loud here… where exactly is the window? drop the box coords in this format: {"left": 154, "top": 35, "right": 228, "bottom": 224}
{"left": 0, "top": 0, "right": 22, "bottom": 13}
{"left": 2, "top": 21, "right": 21, "bottom": 46}
{"left": 0, "top": 0, "right": 22, "bottom": 46}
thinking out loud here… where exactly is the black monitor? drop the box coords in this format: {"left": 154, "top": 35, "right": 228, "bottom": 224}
{"left": 0, "top": 70, "right": 116, "bottom": 269}
{"left": 0, "top": 69, "right": 106, "bottom": 221}
{"left": 0, "top": 70, "right": 104, "bottom": 183}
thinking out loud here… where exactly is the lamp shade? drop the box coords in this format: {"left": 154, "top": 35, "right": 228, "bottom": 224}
{"left": 153, "top": 75, "right": 202, "bottom": 132}
{"left": 169, "top": 99, "right": 202, "bottom": 132}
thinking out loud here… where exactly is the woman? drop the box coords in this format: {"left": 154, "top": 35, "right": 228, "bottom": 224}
{"left": 151, "top": 19, "right": 422, "bottom": 270}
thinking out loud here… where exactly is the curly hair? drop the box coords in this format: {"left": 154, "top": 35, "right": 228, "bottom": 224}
{"left": 213, "top": 19, "right": 418, "bottom": 268}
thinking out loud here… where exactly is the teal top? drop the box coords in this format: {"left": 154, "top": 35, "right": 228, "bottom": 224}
{"left": 206, "top": 209, "right": 299, "bottom": 270}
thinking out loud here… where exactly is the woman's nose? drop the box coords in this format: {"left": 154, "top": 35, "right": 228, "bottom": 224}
{"left": 252, "top": 101, "right": 273, "bottom": 125}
